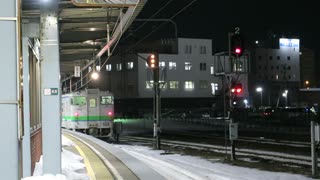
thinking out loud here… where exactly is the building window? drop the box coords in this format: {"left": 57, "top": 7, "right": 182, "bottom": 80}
{"left": 159, "top": 81, "right": 167, "bottom": 89}
{"left": 276, "top": 75, "right": 279, "bottom": 80}
{"left": 211, "top": 83, "right": 218, "bottom": 95}
{"left": 276, "top": 66, "right": 279, "bottom": 70}
{"left": 106, "top": 64, "right": 112, "bottom": 71}
{"left": 258, "top": 65, "right": 262, "bottom": 70}
{"left": 210, "top": 65, "right": 214, "bottom": 75}
{"left": 199, "top": 80, "right": 208, "bottom": 89}
{"left": 169, "top": 81, "right": 179, "bottom": 89}
{"left": 126, "top": 62, "right": 134, "bottom": 69}
{"left": 200, "top": 46, "right": 207, "bottom": 54}
{"left": 184, "top": 45, "right": 192, "bottom": 54}
{"left": 185, "top": 62, "right": 192, "bottom": 70}
{"left": 200, "top": 63, "right": 206, "bottom": 71}
{"left": 169, "top": 62, "right": 176, "bottom": 70}
{"left": 96, "top": 65, "right": 101, "bottom": 72}
{"left": 271, "top": 66, "right": 274, "bottom": 70}
{"left": 287, "top": 56, "right": 291, "bottom": 60}
{"left": 159, "top": 62, "right": 165, "bottom": 68}
{"left": 184, "top": 81, "right": 194, "bottom": 90}
{"left": 277, "top": 56, "right": 280, "bottom": 60}
{"left": 269, "top": 56, "right": 272, "bottom": 60}
{"left": 258, "top": 56, "right": 262, "bottom": 60}
{"left": 146, "top": 81, "right": 154, "bottom": 89}
{"left": 288, "top": 75, "right": 291, "bottom": 79}
{"left": 116, "top": 63, "right": 122, "bottom": 71}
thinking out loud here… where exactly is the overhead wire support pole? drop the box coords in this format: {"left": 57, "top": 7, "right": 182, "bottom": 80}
{"left": 228, "top": 32, "right": 236, "bottom": 161}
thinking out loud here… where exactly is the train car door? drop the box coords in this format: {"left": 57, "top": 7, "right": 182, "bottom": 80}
{"left": 87, "top": 96, "right": 99, "bottom": 128}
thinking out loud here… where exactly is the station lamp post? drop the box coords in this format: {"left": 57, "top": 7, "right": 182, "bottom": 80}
{"left": 256, "top": 87, "right": 263, "bottom": 107}
{"left": 282, "top": 90, "right": 288, "bottom": 107}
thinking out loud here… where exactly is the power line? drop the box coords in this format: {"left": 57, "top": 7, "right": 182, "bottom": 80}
{"left": 125, "top": 0, "right": 198, "bottom": 53}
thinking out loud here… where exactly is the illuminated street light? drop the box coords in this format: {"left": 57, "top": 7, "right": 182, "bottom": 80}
{"left": 91, "top": 71, "right": 99, "bottom": 80}
{"left": 282, "top": 90, "right": 288, "bottom": 107}
{"left": 256, "top": 87, "right": 263, "bottom": 107}
{"left": 243, "top": 99, "right": 248, "bottom": 108}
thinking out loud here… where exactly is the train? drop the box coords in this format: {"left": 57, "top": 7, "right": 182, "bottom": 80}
{"left": 61, "top": 88, "right": 115, "bottom": 137}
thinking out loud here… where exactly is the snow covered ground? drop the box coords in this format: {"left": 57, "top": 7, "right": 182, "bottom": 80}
{"left": 22, "top": 135, "right": 315, "bottom": 180}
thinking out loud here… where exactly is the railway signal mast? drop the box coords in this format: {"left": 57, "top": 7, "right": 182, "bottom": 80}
{"left": 147, "top": 53, "right": 161, "bottom": 150}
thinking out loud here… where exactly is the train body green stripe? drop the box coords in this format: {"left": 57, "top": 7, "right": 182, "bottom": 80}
{"left": 62, "top": 116, "right": 113, "bottom": 121}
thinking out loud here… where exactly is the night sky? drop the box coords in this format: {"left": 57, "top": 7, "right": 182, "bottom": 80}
{"left": 124, "top": 0, "right": 318, "bottom": 51}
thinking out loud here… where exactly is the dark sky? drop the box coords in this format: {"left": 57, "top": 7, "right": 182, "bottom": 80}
{"left": 125, "top": 0, "right": 318, "bottom": 51}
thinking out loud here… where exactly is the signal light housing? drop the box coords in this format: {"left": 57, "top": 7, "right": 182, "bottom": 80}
{"left": 231, "top": 83, "right": 243, "bottom": 95}
{"left": 147, "top": 53, "right": 158, "bottom": 68}
{"left": 231, "top": 34, "right": 244, "bottom": 57}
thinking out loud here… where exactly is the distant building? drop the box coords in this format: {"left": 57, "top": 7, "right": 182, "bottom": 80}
{"left": 249, "top": 38, "right": 302, "bottom": 107}
{"left": 99, "top": 38, "right": 249, "bottom": 113}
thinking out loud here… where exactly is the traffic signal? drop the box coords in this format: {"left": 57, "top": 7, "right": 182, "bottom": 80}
{"left": 231, "top": 34, "right": 244, "bottom": 57}
{"left": 231, "top": 83, "right": 242, "bottom": 94}
{"left": 146, "top": 53, "right": 158, "bottom": 68}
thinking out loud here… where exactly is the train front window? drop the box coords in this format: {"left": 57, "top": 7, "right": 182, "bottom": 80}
{"left": 101, "top": 96, "right": 114, "bottom": 105}
{"left": 71, "top": 96, "right": 86, "bottom": 106}
{"left": 89, "top": 98, "right": 97, "bottom": 108}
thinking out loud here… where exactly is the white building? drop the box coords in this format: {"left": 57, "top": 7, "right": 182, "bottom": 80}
{"left": 101, "top": 38, "right": 249, "bottom": 109}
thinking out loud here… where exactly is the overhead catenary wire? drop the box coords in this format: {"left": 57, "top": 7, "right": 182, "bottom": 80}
{"left": 124, "top": 0, "right": 198, "bottom": 53}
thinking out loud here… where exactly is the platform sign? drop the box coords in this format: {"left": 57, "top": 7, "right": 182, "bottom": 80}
{"left": 74, "top": 66, "right": 81, "bottom": 77}
{"left": 44, "top": 88, "right": 59, "bottom": 96}
{"left": 229, "top": 123, "right": 238, "bottom": 140}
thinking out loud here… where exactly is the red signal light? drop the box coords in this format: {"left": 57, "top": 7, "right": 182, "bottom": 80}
{"left": 235, "top": 47, "right": 242, "bottom": 54}
{"left": 107, "top": 111, "right": 113, "bottom": 116}
{"left": 74, "top": 112, "right": 79, "bottom": 117}
{"left": 236, "top": 87, "right": 242, "bottom": 93}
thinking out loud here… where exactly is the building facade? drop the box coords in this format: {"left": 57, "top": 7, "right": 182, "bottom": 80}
{"left": 99, "top": 38, "right": 249, "bottom": 113}
{"left": 249, "top": 38, "right": 301, "bottom": 107}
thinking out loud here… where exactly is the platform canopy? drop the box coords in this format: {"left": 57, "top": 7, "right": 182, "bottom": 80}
{"left": 22, "top": 0, "right": 147, "bottom": 80}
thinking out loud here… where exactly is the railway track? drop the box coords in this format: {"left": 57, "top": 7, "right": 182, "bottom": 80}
{"left": 119, "top": 136, "right": 316, "bottom": 167}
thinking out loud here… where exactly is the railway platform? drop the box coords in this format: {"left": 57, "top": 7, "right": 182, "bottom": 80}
{"left": 62, "top": 129, "right": 166, "bottom": 180}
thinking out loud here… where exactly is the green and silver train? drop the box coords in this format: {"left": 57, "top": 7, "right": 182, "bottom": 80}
{"left": 61, "top": 89, "right": 114, "bottom": 137}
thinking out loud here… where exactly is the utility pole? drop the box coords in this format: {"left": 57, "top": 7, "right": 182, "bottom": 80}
{"left": 154, "top": 62, "right": 161, "bottom": 150}
{"left": 228, "top": 32, "right": 236, "bottom": 161}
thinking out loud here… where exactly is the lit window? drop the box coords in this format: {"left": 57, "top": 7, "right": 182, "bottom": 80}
{"left": 184, "top": 81, "right": 194, "bottom": 90}
{"left": 146, "top": 81, "right": 154, "bottom": 89}
{"left": 211, "top": 83, "right": 218, "bottom": 95}
{"left": 159, "top": 62, "right": 165, "bottom": 68}
{"left": 185, "top": 62, "right": 192, "bottom": 70}
{"left": 96, "top": 65, "right": 101, "bottom": 72}
{"left": 116, "top": 63, "right": 122, "bottom": 71}
{"left": 106, "top": 64, "right": 112, "bottom": 71}
{"left": 199, "top": 80, "right": 208, "bottom": 89}
{"left": 127, "top": 62, "right": 134, "bottom": 69}
{"left": 159, "top": 81, "right": 167, "bottom": 89}
{"left": 169, "top": 81, "right": 179, "bottom": 89}
{"left": 210, "top": 65, "right": 214, "bottom": 74}
{"left": 276, "top": 75, "right": 279, "bottom": 80}
{"left": 200, "top": 63, "right": 206, "bottom": 71}
{"left": 169, "top": 62, "right": 176, "bottom": 70}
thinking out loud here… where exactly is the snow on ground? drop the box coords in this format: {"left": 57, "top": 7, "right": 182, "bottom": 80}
{"left": 22, "top": 135, "right": 316, "bottom": 180}
{"left": 22, "top": 135, "right": 89, "bottom": 180}
{"left": 114, "top": 144, "right": 315, "bottom": 180}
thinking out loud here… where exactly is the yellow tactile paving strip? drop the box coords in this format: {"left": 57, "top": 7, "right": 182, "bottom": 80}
{"left": 63, "top": 134, "right": 114, "bottom": 180}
